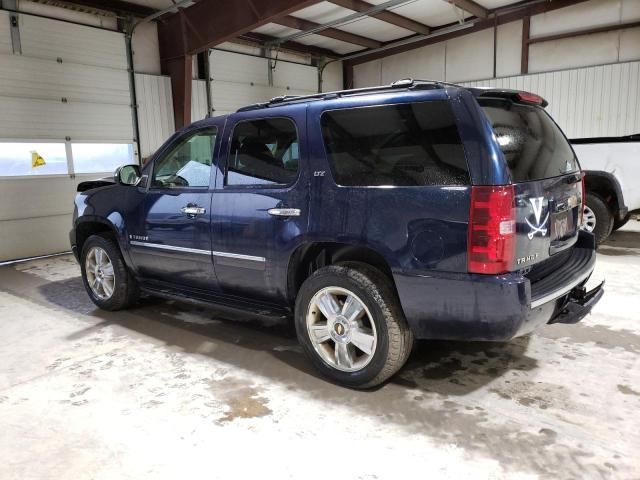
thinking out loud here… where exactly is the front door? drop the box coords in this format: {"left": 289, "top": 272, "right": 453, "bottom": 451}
{"left": 129, "top": 127, "right": 219, "bottom": 290}
{"left": 211, "top": 111, "right": 309, "bottom": 302}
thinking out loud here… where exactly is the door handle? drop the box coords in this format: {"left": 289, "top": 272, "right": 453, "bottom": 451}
{"left": 268, "top": 208, "right": 301, "bottom": 217}
{"left": 181, "top": 205, "right": 206, "bottom": 217}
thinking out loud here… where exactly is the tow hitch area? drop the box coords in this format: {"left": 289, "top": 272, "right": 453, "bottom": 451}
{"left": 549, "top": 281, "right": 605, "bottom": 325}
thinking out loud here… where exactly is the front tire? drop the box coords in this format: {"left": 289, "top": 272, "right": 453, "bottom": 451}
{"left": 295, "top": 262, "right": 413, "bottom": 389}
{"left": 80, "top": 234, "right": 138, "bottom": 311}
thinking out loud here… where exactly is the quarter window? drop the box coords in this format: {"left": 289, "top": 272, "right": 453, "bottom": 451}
{"left": 320, "top": 101, "right": 469, "bottom": 187}
{"left": 227, "top": 118, "right": 299, "bottom": 186}
{"left": 152, "top": 128, "right": 217, "bottom": 188}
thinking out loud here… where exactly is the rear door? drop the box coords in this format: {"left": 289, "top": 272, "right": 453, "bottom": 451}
{"left": 210, "top": 110, "right": 309, "bottom": 302}
{"left": 479, "top": 98, "right": 582, "bottom": 269}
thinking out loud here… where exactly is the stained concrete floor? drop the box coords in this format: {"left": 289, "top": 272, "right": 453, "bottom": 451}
{"left": 1, "top": 224, "right": 639, "bottom": 480}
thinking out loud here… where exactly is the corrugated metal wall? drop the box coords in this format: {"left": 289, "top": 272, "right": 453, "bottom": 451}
{"left": 462, "top": 61, "right": 640, "bottom": 138}
{"left": 134, "top": 73, "right": 174, "bottom": 159}
{"left": 191, "top": 79, "right": 208, "bottom": 122}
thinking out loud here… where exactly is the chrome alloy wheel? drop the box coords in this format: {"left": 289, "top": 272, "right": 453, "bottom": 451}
{"left": 85, "top": 246, "right": 115, "bottom": 300}
{"left": 306, "top": 286, "right": 378, "bottom": 372}
{"left": 582, "top": 205, "right": 596, "bottom": 233}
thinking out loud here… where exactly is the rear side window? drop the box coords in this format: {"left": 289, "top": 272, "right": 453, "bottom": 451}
{"left": 320, "top": 101, "right": 469, "bottom": 187}
{"left": 227, "top": 117, "right": 299, "bottom": 186}
{"left": 479, "top": 99, "right": 578, "bottom": 182}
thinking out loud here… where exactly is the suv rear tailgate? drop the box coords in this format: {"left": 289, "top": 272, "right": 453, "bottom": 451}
{"left": 478, "top": 96, "right": 583, "bottom": 271}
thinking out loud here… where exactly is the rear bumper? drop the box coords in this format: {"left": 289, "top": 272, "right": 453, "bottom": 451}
{"left": 394, "top": 231, "right": 602, "bottom": 341}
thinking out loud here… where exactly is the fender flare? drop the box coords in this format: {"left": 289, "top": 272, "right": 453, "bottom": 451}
{"left": 583, "top": 170, "right": 628, "bottom": 221}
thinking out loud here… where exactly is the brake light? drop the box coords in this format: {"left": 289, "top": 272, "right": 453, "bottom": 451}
{"left": 516, "top": 92, "right": 545, "bottom": 106}
{"left": 468, "top": 185, "right": 516, "bottom": 274}
{"left": 580, "top": 173, "right": 586, "bottom": 227}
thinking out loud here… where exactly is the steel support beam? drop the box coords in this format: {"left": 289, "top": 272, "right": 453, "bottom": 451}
{"left": 346, "top": 0, "right": 590, "bottom": 67}
{"left": 162, "top": 54, "right": 192, "bottom": 130}
{"left": 527, "top": 20, "right": 640, "bottom": 44}
{"left": 45, "top": 0, "right": 157, "bottom": 17}
{"left": 445, "top": 0, "right": 489, "bottom": 19}
{"left": 235, "top": 32, "right": 338, "bottom": 58}
{"left": 328, "top": 0, "right": 430, "bottom": 35}
{"left": 274, "top": 15, "right": 381, "bottom": 48}
{"left": 521, "top": 15, "right": 530, "bottom": 74}
{"left": 157, "top": 0, "right": 323, "bottom": 59}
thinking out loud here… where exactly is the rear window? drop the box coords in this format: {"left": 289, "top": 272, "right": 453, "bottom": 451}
{"left": 320, "top": 101, "right": 470, "bottom": 187}
{"left": 479, "top": 99, "right": 578, "bottom": 182}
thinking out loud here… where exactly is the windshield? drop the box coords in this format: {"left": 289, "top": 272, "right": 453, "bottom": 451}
{"left": 479, "top": 98, "right": 579, "bottom": 182}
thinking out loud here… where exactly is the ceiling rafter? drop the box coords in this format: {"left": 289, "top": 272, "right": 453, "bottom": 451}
{"left": 328, "top": 0, "right": 430, "bottom": 35}
{"left": 274, "top": 15, "right": 381, "bottom": 48}
{"left": 445, "top": 0, "right": 489, "bottom": 19}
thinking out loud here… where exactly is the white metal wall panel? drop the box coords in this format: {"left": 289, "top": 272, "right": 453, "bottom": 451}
{"left": 0, "top": 55, "right": 130, "bottom": 105}
{"left": 0, "top": 11, "right": 11, "bottom": 55}
{"left": 445, "top": 29, "right": 494, "bottom": 83}
{"left": 462, "top": 61, "right": 640, "bottom": 139}
{"left": 191, "top": 79, "right": 208, "bottom": 122}
{"left": 134, "top": 73, "right": 174, "bottom": 159}
{"left": 19, "top": 14, "right": 127, "bottom": 69}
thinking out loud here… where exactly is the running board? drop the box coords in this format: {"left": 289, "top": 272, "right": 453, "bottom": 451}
{"left": 139, "top": 280, "right": 291, "bottom": 319}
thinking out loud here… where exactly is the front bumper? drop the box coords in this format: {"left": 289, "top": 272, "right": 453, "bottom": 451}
{"left": 394, "top": 231, "right": 603, "bottom": 341}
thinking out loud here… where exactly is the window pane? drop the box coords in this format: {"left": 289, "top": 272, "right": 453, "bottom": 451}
{"left": 321, "top": 101, "right": 470, "bottom": 187}
{"left": 479, "top": 99, "right": 578, "bottom": 182}
{"left": 227, "top": 118, "right": 299, "bottom": 186}
{"left": 72, "top": 143, "right": 134, "bottom": 174}
{"left": 152, "top": 129, "right": 216, "bottom": 188}
{"left": 0, "top": 143, "right": 67, "bottom": 176}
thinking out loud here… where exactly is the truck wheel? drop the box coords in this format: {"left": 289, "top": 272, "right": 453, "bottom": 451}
{"left": 80, "top": 234, "right": 138, "bottom": 311}
{"left": 582, "top": 194, "right": 613, "bottom": 245}
{"left": 612, "top": 213, "right": 630, "bottom": 232}
{"left": 295, "top": 262, "right": 413, "bottom": 389}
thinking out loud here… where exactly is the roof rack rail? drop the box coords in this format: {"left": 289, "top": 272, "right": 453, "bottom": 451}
{"left": 236, "top": 78, "right": 459, "bottom": 112}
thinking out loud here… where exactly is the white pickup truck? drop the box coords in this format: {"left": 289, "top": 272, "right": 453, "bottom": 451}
{"left": 573, "top": 136, "right": 639, "bottom": 244}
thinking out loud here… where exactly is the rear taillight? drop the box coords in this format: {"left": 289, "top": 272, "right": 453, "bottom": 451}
{"left": 580, "top": 173, "right": 586, "bottom": 227}
{"left": 468, "top": 185, "right": 516, "bottom": 274}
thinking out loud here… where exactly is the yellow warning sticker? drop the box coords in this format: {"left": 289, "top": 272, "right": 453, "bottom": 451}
{"left": 31, "top": 151, "right": 46, "bottom": 168}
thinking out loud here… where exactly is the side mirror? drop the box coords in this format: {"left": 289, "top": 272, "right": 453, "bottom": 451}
{"left": 115, "top": 164, "right": 141, "bottom": 186}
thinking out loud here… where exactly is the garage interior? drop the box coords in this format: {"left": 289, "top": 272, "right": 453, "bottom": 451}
{"left": 0, "top": 0, "right": 639, "bottom": 478}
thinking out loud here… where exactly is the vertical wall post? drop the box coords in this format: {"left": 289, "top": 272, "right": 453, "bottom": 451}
{"left": 162, "top": 54, "right": 193, "bottom": 130}
{"left": 204, "top": 51, "right": 213, "bottom": 117}
{"left": 521, "top": 15, "right": 530, "bottom": 74}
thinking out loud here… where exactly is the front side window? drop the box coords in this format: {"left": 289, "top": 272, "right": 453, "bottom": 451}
{"left": 320, "top": 101, "right": 469, "bottom": 187}
{"left": 152, "top": 128, "right": 217, "bottom": 188}
{"left": 227, "top": 118, "right": 299, "bottom": 186}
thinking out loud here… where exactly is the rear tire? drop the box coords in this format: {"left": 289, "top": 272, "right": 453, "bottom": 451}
{"left": 295, "top": 262, "right": 413, "bottom": 389}
{"left": 583, "top": 193, "right": 613, "bottom": 245}
{"left": 80, "top": 234, "right": 138, "bottom": 311}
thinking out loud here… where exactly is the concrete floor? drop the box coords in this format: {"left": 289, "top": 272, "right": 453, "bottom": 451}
{"left": 1, "top": 225, "right": 639, "bottom": 480}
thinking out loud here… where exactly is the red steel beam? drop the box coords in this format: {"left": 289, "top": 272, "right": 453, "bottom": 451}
{"left": 346, "top": 0, "right": 591, "bottom": 67}
{"left": 163, "top": 54, "right": 192, "bottom": 130}
{"left": 328, "top": 0, "right": 430, "bottom": 35}
{"left": 274, "top": 15, "right": 381, "bottom": 48}
{"left": 527, "top": 20, "right": 640, "bottom": 44}
{"left": 445, "top": 0, "right": 489, "bottom": 19}
{"left": 157, "top": 0, "right": 324, "bottom": 60}
{"left": 521, "top": 15, "right": 530, "bottom": 74}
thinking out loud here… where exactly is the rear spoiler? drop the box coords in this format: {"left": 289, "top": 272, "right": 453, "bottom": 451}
{"left": 467, "top": 87, "right": 548, "bottom": 108}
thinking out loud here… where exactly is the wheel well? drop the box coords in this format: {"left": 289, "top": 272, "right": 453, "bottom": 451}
{"left": 584, "top": 174, "right": 619, "bottom": 214}
{"left": 287, "top": 242, "right": 394, "bottom": 303}
{"left": 75, "top": 222, "right": 114, "bottom": 255}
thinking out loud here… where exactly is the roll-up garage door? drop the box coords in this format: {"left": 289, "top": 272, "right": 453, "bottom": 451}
{"left": 209, "top": 49, "right": 318, "bottom": 116}
{"left": 0, "top": 12, "right": 134, "bottom": 261}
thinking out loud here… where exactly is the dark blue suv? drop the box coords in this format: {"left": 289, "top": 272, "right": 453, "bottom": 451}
{"left": 70, "top": 80, "right": 604, "bottom": 388}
